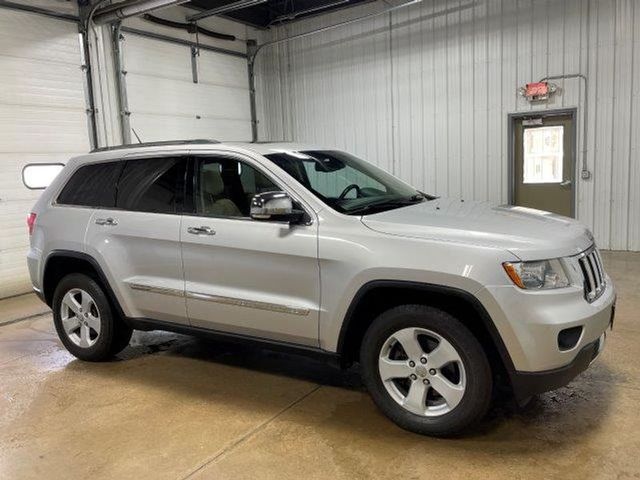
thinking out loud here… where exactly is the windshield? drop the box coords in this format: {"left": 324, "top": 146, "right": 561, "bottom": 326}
{"left": 264, "top": 150, "right": 425, "bottom": 215}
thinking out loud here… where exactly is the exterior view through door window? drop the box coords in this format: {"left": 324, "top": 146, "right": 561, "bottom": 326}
{"left": 523, "top": 126, "right": 564, "bottom": 183}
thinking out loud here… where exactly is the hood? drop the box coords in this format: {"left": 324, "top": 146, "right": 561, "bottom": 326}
{"left": 361, "top": 198, "right": 594, "bottom": 260}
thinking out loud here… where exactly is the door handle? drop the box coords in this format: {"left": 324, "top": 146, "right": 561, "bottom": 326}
{"left": 187, "top": 226, "right": 216, "bottom": 236}
{"left": 95, "top": 217, "right": 118, "bottom": 226}
{"left": 560, "top": 180, "right": 572, "bottom": 188}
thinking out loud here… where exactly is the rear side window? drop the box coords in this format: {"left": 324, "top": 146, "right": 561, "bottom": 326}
{"left": 116, "top": 157, "right": 185, "bottom": 214}
{"left": 57, "top": 161, "right": 123, "bottom": 208}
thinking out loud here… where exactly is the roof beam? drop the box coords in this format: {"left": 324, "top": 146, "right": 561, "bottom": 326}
{"left": 186, "top": 0, "right": 267, "bottom": 22}
{"left": 93, "top": 0, "right": 190, "bottom": 25}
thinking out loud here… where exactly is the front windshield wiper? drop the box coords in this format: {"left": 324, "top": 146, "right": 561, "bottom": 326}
{"left": 347, "top": 195, "right": 425, "bottom": 215}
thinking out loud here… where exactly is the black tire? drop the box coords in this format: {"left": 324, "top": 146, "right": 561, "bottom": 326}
{"left": 52, "top": 273, "right": 132, "bottom": 361}
{"left": 360, "top": 304, "right": 492, "bottom": 436}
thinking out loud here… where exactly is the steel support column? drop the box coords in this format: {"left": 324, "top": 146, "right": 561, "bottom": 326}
{"left": 112, "top": 23, "right": 132, "bottom": 145}
{"left": 247, "top": 39, "right": 259, "bottom": 142}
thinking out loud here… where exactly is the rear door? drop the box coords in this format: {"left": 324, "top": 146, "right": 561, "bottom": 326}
{"left": 84, "top": 154, "right": 188, "bottom": 324}
{"left": 180, "top": 153, "right": 320, "bottom": 346}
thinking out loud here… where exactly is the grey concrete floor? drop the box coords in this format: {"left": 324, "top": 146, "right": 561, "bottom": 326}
{"left": 0, "top": 251, "right": 638, "bottom": 479}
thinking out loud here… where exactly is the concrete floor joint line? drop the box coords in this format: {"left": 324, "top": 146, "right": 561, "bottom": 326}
{"left": 0, "top": 311, "right": 51, "bottom": 328}
{"left": 181, "top": 384, "right": 323, "bottom": 479}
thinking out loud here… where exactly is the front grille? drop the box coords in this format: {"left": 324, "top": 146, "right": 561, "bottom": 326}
{"left": 578, "top": 246, "right": 606, "bottom": 302}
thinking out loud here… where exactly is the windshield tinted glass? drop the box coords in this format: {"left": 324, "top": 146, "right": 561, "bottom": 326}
{"left": 264, "top": 150, "right": 422, "bottom": 214}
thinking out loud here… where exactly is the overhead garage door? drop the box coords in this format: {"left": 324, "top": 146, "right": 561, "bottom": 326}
{"left": 123, "top": 32, "right": 252, "bottom": 142}
{"left": 0, "top": 8, "right": 89, "bottom": 298}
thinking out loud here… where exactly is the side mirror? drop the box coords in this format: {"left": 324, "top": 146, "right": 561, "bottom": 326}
{"left": 250, "top": 191, "right": 305, "bottom": 223}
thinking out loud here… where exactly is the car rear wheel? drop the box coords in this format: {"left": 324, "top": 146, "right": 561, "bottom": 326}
{"left": 52, "top": 273, "right": 132, "bottom": 361}
{"left": 360, "top": 304, "right": 492, "bottom": 436}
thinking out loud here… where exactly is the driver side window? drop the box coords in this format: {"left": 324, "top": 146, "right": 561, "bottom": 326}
{"left": 196, "top": 157, "right": 280, "bottom": 218}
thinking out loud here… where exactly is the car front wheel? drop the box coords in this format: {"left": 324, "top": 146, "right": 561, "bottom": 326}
{"left": 360, "top": 304, "right": 492, "bottom": 436}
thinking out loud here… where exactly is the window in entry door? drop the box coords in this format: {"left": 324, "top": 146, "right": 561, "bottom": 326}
{"left": 522, "top": 126, "right": 564, "bottom": 184}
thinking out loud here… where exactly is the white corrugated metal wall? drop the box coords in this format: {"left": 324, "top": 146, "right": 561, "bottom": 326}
{"left": 255, "top": 0, "right": 640, "bottom": 251}
{"left": 0, "top": 7, "right": 89, "bottom": 298}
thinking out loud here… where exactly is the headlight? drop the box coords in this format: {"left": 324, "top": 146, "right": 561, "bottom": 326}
{"left": 503, "top": 259, "right": 570, "bottom": 290}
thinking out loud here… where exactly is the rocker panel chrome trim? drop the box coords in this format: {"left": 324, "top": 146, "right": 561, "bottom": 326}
{"left": 127, "top": 282, "right": 310, "bottom": 316}
{"left": 128, "top": 283, "right": 185, "bottom": 298}
{"left": 186, "top": 291, "right": 310, "bottom": 316}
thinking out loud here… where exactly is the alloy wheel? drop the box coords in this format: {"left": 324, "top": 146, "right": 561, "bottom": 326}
{"left": 378, "top": 327, "right": 466, "bottom": 417}
{"left": 60, "top": 288, "right": 101, "bottom": 348}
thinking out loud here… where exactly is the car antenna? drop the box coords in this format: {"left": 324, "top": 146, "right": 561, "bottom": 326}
{"left": 131, "top": 128, "right": 143, "bottom": 144}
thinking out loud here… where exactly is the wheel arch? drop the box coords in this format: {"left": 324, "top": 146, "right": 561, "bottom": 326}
{"left": 43, "top": 250, "right": 126, "bottom": 320}
{"left": 336, "top": 280, "right": 517, "bottom": 389}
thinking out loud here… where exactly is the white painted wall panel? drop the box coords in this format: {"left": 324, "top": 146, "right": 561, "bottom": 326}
{"left": 257, "top": 0, "right": 640, "bottom": 250}
{"left": 0, "top": 8, "right": 88, "bottom": 298}
{"left": 123, "top": 32, "right": 252, "bottom": 142}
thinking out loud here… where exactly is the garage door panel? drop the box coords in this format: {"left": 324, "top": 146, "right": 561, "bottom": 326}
{"left": 124, "top": 35, "right": 193, "bottom": 81}
{"left": 0, "top": 10, "right": 80, "bottom": 65}
{"left": 0, "top": 154, "right": 79, "bottom": 202}
{"left": 0, "top": 56, "right": 85, "bottom": 109}
{"left": 187, "top": 116, "right": 252, "bottom": 140}
{"left": 0, "top": 105, "right": 88, "bottom": 153}
{"left": 0, "top": 8, "right": 88, "bottom": 298}
{"left": 0, "top": 251, "right": 33, "bottom": 298}
{"left": 130, "top": 113, "right": 251, "bottom": 142}
{"left": 127, "top": 75, "right": 251, "bottom": 121}
{"left": 198, "top": 51, "right": 249, "bottom": 89}
{"left": 124, "top": 32, "right": 251, "bottom": 142}
{"left": 0, "top": 225, "right": 29, "bottom": 252}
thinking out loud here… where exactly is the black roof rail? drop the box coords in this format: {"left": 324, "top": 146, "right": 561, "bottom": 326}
{"left": 90, "top": 139, "right": 220, "bottom": 153}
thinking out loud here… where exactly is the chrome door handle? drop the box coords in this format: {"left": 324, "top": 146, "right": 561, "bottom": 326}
{"left": 187, "top": 226, "right": 216, "bottom": 236}
{"left": 95, "top": 217, "right": 118, "bottom": 226}
{"left": 560, "top": 180, "right": 572, "bottom": 188}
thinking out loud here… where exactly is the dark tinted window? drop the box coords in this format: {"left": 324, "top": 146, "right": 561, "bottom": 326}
{"left": 117, "top": 157, "right": 185, "bottom": 213}
{"left": 57, "top": 161, "right": 123, "bottom": 208}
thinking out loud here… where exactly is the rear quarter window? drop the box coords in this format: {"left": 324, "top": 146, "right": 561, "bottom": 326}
{"left": 56, "top": 161, "right": 123, "bottom": 208}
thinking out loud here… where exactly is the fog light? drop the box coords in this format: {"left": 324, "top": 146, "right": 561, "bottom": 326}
{"left": 558, "top": 326, "right": 583, "bottom": 351}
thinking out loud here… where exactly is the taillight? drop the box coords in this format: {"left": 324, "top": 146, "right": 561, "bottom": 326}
{"left": 27, "top": 212, "right": 37, "bottom": 235}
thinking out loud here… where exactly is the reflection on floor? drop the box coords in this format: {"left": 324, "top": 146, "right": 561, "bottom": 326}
{"left": 0, "top": 251, "right": 638, "bottom": 479}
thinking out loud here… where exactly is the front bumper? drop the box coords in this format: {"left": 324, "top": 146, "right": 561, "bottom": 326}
{"left": 477, "top": 275, "right": 616, "bottom": 372}
{"left": 510, "top": 331, "right": 608, "bottom": 400}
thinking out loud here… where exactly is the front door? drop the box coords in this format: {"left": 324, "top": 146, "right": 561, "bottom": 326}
{"left": 180, "top": 154, "right": 320, "bottom": 347}
{"left": 513, "top": 114, "right": 574, "bottom": 216}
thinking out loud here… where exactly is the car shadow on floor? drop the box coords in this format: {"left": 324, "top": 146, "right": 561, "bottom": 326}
{"left": 70, "top": 329, "right": 617, "bottom": 447}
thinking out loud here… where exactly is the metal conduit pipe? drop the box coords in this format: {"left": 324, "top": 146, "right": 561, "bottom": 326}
{"left": 249, "top": 0, "right": 426, "bottom": 65}
{"left": 93, "top": 0, "right": 190, "bottom": 25}
{"left": 539, "top": 74, "right": 590, "bottom": 179}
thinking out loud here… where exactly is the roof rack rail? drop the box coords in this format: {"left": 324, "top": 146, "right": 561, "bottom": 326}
{"left": 90, "top": 139, "right": 220, "bottom": 153}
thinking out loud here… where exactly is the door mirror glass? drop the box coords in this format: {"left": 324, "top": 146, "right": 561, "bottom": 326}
{"left": 251, "top": 191, "right": 302, "bottom": 222}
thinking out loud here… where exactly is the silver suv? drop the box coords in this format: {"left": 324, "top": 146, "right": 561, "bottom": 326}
{"left": 27, "top": 140, "right": 615, "bottom": 436}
